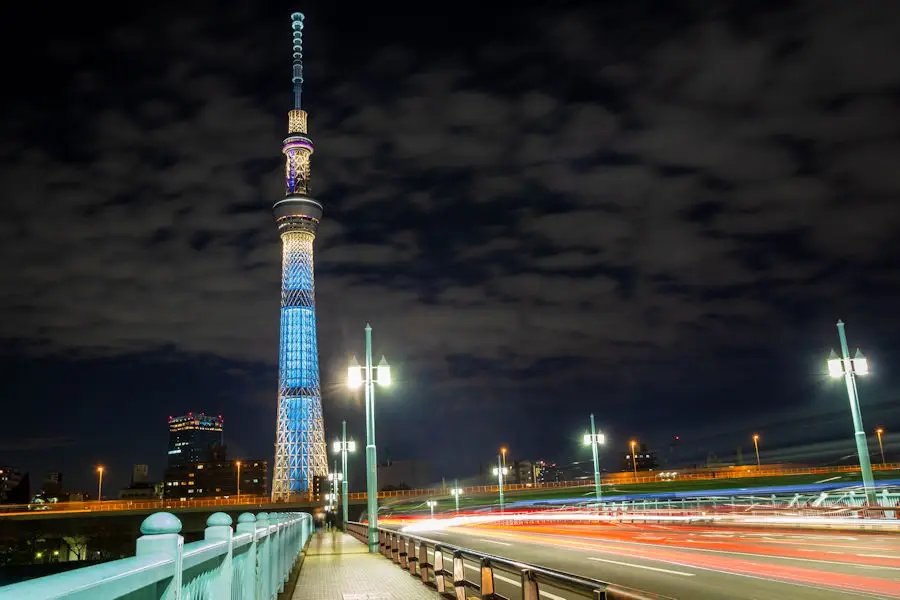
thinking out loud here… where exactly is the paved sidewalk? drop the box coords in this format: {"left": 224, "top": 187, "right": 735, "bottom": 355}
{"left": 292, "top": 531, "right": 439, "bottom": 600}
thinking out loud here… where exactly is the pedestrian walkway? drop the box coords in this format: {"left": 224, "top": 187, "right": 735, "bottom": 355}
{"left": 292, "top": 530, "right": 439, "bottom": 600}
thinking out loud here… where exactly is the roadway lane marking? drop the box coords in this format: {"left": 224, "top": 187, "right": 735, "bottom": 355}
{"left": 858, "top": 554, "right": 900, "bottom": 559}
{"left": 816, "top": 476, "right": 842, "bottom": 483}
{"left": 477, "top": 539, "right": 512, "bottom": 546}
{"left": 587, "top": 557, "right": 695, "bottom": 577}
{"left": 462, "top": 564, "right": 567, "bottom": 600}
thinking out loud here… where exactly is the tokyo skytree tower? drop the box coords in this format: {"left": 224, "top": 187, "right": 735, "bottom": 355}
{"left": 271, "top": 12, "right": 327, "bottom": 499}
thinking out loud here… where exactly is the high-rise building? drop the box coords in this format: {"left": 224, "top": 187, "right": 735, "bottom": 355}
{"left": 271, "top": 12, "right": 327, "bottom": 499}
{"left": 132, "top": 464, "right": 149, "bottom": 485}
{"left": 167, "top": 413, "right": 224, "bottom": 467}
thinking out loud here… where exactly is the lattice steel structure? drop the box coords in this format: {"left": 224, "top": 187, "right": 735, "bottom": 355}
{"left": 271, "top": 12, "right": 327, "bottom": 500}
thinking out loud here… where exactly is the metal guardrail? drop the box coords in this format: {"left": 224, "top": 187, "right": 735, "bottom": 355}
{"left": 345, "top": 521, "right": 669, "bottom": 600}
{"left": 0, "top": 511, "right": 313, "bottom": 600}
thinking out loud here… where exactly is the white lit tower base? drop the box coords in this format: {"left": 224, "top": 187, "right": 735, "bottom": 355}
{"left": 272, "top": 12, "right": 327, "bottom": 500}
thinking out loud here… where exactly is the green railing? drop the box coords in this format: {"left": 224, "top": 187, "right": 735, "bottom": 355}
{"left": 0, "top": 511, "right": 313, "bottom": 600}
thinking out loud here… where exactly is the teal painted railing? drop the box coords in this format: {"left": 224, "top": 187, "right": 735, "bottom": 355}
{"left": 0, "top": 511, "right": 313, "bottom": 600}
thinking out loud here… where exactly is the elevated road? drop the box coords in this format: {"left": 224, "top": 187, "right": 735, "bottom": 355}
{"left": 401, "top": 520, "right": 900, "bottom": 599}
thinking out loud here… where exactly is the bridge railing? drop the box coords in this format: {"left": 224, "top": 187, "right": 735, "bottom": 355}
{"left": 345, "top": 521, "right": 666, "bottom": 600}
{"left": 0, "top": 511, "right": 313, "bottom": 600}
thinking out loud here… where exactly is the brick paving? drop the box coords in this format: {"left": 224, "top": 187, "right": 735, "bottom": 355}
{"left": 292, "top": 531, "right": 439, "bottom": 600}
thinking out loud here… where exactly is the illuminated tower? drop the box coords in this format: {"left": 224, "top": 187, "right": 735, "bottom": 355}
{"left": 271, "top": 12, "right": 327, "bottom": 500}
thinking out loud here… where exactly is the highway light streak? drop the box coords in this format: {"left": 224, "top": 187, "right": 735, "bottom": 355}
{"left": 464, "top": 526, "right": 900, "bottom": 597}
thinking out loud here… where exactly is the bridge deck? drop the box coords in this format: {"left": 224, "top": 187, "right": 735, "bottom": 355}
{"left": 294, "top": 531, "right": 438, "bottom": 600}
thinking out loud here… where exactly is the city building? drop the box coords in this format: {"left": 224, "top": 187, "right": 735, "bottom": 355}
{"left": 622, "top": 443, "right": 659, "bottom": 472}
{"left": 272, "top": 13, "right": 327, "bottom": 499}
{"left": 312, "top": 475, "right": 328, "bottom": 503}
{"left": 0, "top": 467, "right": 29, "bottom": 504}
{"left": 377, "top": 459, "right": 431, "bottom": 491}
{"left": 43, "top": 472, "right": 63, "bottom": 496}
{"left": 163, "top": 460, "right": 266, "bottom": 500}
{"left": 132, "top": 464, "right": 149, "bottom": 484}
{"left": 167, "top": 413, "right": 224, "bottom": 467}
{"left": 119, "top": 464, "right": 160, "bottom": 500}
{"left": 534, "top": 460, "right": 561, "bottom": 484}
{"left": 512, "top": 460, "right": 534, "bottom": 485}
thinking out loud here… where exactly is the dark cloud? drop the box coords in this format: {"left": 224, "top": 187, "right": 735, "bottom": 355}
{"left": 2, "top": 1, "right": 900, "bottom": 488}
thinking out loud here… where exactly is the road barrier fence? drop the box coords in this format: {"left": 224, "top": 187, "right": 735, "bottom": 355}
{"left": 345, "top": 520, "right": 670, "bottom": 600}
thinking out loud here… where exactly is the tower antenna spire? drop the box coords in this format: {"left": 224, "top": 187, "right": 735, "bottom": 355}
{"left": 291, "top": 12, "right": 305, "bottom": 109}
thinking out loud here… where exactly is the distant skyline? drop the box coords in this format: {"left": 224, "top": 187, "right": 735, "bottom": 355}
{"left": 2, "top": 1, "right": 900, "bottom": 493}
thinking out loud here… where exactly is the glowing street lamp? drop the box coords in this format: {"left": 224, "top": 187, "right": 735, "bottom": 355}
{"left": 96, "top": 466, "right": 104, "bottom": 502}
{"left": 450, "top": 480, "right": 463, "bottom": 514}
{"left": 236, "top": 461, "right": 241, "bottom": 500}
{"left": 583, "top": 413, "right": 606, "bottom": 501}
{"left": 629, "top": 441, "right": 638, "bottom": 481}
{"left": 347, "top": 323, "right": 392, "bottom": 552}
{"left": 426, "top": 499, "right": 437, "bottom": 519}
{"left": 332, "top": 420, "right": 356, "bottom": 527}
{"left": 752, "top": 435, "right": 761, "bottom": 468}
{"left": 876, "top": 428, "right": 886, "bottom": 466}
{"left": 501, "top": 447, "right": 508, "bottom": 472}
{"left": 827, "top": 320, "right": 876, "bottom": 504}
{"left": 492, "top": 455, "right": 509, "bottom": 512}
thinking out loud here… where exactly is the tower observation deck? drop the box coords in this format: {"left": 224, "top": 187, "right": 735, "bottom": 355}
{"left": 272, "top": 12, "right": 327, "bottom": 500}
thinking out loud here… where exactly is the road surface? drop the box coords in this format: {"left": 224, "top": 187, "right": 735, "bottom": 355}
{"left": 404, "top": 521, "right": 900, "bottom": 599}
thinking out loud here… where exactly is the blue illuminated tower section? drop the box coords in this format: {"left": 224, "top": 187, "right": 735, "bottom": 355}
{"left": 271, "top": 12, "right": 327, "bottom": 500}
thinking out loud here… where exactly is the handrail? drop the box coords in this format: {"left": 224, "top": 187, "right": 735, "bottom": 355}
{"left": 345, "top": 521, "right": 669, "bottom": 599}
{"left": 0, "top": 511, "right": 314, "bottom": 600}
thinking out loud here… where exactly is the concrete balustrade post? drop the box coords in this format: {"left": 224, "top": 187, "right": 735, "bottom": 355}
{"left": 391, "top": 534, "right": 400, "bottom": 564}
{"left": 419, "top": 542, "right": 431, "bottom": 584}
{"left": 453, "top": 551, "right": 466, "bottom": 600}
{"left": 269, "top": 513, "right": 280, "bottom": 596}
{"left": 204, "top": 512, "right": 234, "bottom": 599}
{"left": 135, "top": 512, "right": 184, "bottom": 600}
{"left": 256, "top": 512, "right": 271, "bottom": 600}
{"left": 521, "top": 568, "right": 539, "bottom": 600}
{"left": 480, "top": 557, "right": 495, "bottom": 599}
{"left": 237, "top": 513, "right": 258, "bottom": 600}
{"left": 407, "top": 539, "right": 418, "bottom": 575}
{"left": 434, "top": 547, "right": 445, "bottom": 593}
{"left": 398, "top": 535, "right": 408, "bottom": 569}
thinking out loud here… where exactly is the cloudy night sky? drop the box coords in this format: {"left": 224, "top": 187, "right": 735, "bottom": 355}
{"left": 2, "top": 0, "right": 900, "bottom": 493}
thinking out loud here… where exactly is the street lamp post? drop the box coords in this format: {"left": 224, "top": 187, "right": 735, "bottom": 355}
{"left": 827, "top": 319, "right": 876, "bottom": 504}
{"left": 348, "top": 323, "right": 391, "bottom": 552}
{"left": 629, "top": 441, "right": 638, "bottom": 481}
{"left": 96, "top": 466, "right": 104, "bottom": 502}
{"left": 501, "top": 447, "right": 508, "bottom": 472}
{"left": 492, "top": 455, "right": 508, "bottom": 512}
{"left": 236, "top": 461, "right": 241, "bottom": 500}
{"left": 333, "top": 420, "right": 356, "bottom": 527}
{"left": 583, "top": 414, "right": 606, "bottom": 502}
{"left": 876, "top": 428, "right": 886, "bottom": 466}
{"left": 426, "top": 499, "right": 437, "bottom": 519}
{"left": 752, "top": 435, "right": 761, "bottom": 468}
{"left": 450, "top": 479, "right": 462, "bottom": 514}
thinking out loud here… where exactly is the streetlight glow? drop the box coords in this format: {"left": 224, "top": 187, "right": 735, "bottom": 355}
{"left": 492, "top": 466, "right": 508, "bottom": 476}
{"left": 348, "top": 355, "right": 363, "bottom": 388}
{"left": 852, "top": 349, "right": 868, "bottom": 375}
{"left": 827, "top": 350, "right": 844, "bottom": 378}
{"left": 376, "top": 356, "right": 391, "bottom": 386}
{"left": 347, "top": 440, "right": 357, "bottom": 452}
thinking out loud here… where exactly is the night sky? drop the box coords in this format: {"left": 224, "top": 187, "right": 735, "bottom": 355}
{"left": 2, "top": 1, "right": 900, "bottom": 494}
